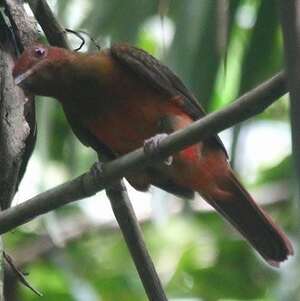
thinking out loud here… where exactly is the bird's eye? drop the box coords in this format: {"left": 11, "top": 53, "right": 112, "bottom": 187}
{"left": 34, "top": 47, "right": 46, "bottom": 58}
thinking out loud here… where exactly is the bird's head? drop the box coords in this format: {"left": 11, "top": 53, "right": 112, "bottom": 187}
{"left": 13, "top": 44, "right": 72, "bottom": 97}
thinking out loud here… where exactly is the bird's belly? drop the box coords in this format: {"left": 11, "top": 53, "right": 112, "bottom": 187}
{"left": 86, "top": 97, "right": 181, "bottom": 155}
{"left": 85, "top": 96, "right": 230, "bottom": 196}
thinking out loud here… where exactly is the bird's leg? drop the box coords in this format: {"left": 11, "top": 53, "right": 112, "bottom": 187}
{"left": 90, "top": 160, "right": 106, "bottom": 180}
{"left": 83, "top": 160, "right": 112, "bottom": 194}
{"left": 144, "top": 116, "right": 175, "bottom": 166}
{"left": 91, "top": 150, "right": 117, "bottom": 183}
{"left": 144, "top": 133, "right": 172, "bottom": 166}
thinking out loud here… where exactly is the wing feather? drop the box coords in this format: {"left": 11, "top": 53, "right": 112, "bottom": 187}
{"left": 111, "top": 44, "right": 227, "bottom": 156}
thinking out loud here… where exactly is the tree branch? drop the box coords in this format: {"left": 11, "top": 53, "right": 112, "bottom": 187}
{"left": 27, "top": 0, "right": 69, "bottom": 48}
{"left": 106, "top": 183, "right": 167, "bottom": 301}
{"left": 9, "top": 183, "right": 290, "bottom": 268}
{"left": 279, "top": 1, "right": 300, "bottom": 196}
{"left": 277, "top": 3, "right": 300, "bottom": 299}
{"left": 0, "top": 70, "right": 287, "bottom": 234}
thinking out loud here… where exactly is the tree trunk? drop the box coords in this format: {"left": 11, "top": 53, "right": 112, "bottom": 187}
{"left": 0, "top": 1, "right": 38, "bottom": 299}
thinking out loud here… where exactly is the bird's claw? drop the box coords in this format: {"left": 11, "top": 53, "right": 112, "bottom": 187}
{"left": 144, "top": 133, "right": 173, "bottom": 166}
{"left": 84, "top": 161, "right": 107, "bottom": 193}
{"left": 90, "top": 161, "right": 126, "bottom": 193}
{"left": 91, "top": 161, "right": 105, "bottom": 179}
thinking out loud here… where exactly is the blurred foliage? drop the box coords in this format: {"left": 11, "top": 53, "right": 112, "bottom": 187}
{"left": 257, "top": 156, "right": 292, "bottom": 185}
{"left": 5, "top": 0, "right": 297, "bottom": 300}
{"left": 8, "top": 214, "right": 283, "bottom": 301}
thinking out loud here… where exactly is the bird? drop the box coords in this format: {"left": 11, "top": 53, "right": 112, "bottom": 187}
{"left": 12, "top": 43, "right": 293, "bottom": 266}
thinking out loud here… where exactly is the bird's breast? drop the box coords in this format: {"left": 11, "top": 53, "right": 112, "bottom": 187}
{"left": 85, "top": 94, "right": 183, "bottom": 155}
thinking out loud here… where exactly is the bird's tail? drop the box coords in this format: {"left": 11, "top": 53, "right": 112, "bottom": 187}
{"left": 200, "top": 170, "right": 293, "bottom": 267}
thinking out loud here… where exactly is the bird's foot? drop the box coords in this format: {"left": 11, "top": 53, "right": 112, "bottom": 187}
{"left": 82, "top": 161, "right": 107, "bottom": 195}
{"left": 91, "top": 161, "right": 105, "bottom": 179}
{"left": 90, "top": 161, "right": 126, "bottom": 194}
{"left": 144, "top": 133, "right": 173, "bottom": 166}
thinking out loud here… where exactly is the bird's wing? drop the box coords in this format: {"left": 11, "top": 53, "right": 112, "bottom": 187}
{"left": 63, "top": 103, "right": 194, "bottom": 199}
{"left": 110, "top": 44, "right": 227, "bottom": 156}
{"left": 62, "top": 104, "right": 116, "bottom": 160}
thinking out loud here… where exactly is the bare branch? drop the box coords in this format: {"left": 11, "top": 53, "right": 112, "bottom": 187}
{"left": 106, "top": 183, "right": 167, "bottom": 301}
{"left": 279, "top": 1, "right": 300, "bottom": 193}
{"left": 3, "top": 252, "right": 42, "bottom": 296}
{"left": 27, "top": 0, "right": 69, "bottom": 48}
{"left": 277, "top": 3, "right": 300, "bottom": 298}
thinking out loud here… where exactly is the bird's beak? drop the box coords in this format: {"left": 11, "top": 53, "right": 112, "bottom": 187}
{"left": 14, "top": 68, "right": 34, "bottom": 87}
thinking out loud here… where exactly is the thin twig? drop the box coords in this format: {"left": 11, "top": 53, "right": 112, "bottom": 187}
{"left": 3, "top": 252, "right": 43, "bottom": 296}
{"left": 64, "top": 28, "right": 85, "bottom": 51}
{"left": 64, "top": 28, "right": 101, "bottom": 51}
{"left": 0, "top": 71, "right": 287, "bottom": 234}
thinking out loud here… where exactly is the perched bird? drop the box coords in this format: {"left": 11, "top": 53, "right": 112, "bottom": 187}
{"left": 13, "top": 43, "right": 293, "bottom": 266}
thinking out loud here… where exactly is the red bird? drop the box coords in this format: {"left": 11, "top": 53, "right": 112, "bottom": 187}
{"left": 13, "top": 44, "right": 293, "bottom": 266}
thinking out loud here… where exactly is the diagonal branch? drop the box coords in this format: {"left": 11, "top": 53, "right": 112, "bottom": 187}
{"left": 0, "top": 70, "right": 287, "bottom": 234}
{"left": 27, "top": 0, "right": 69, "bottom": 48}
{"left": 106, "top": 182, "right": 167, "bottom": 301}
{"left": 1, "top": 0, "right": 38, "bottom": 297}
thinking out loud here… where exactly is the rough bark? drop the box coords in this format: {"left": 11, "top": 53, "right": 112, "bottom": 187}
{"left": 0, "top": 17, "right": 30, "bottom": 209}
{"left": 0, "top": 1, "right": 38, "bottom": 299}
